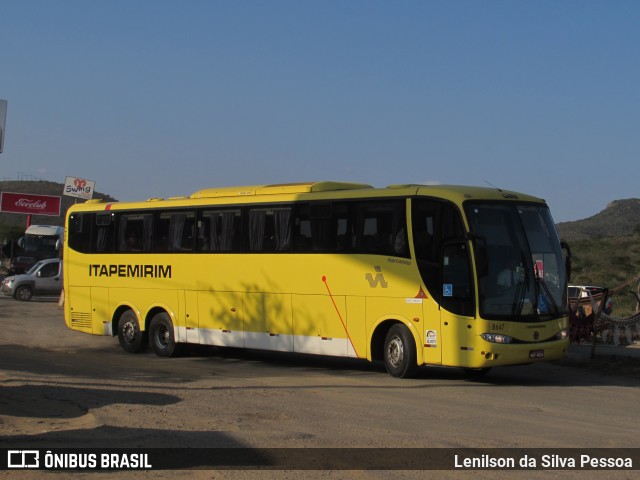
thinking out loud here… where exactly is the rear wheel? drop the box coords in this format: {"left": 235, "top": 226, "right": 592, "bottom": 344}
{"left": 384, "top": 324, "right": 418, "bottom": 378}
{"left": 14, "top": 285, "right": 33, "bottom": 301}
{"left": 149, "top": 312, "right": 181, "bottom": 357}
{"left": 117, "top": 310, "right": 147, "bottom": 353}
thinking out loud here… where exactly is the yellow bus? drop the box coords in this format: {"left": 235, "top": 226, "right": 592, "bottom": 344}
{"left": 64, "top": 181, "right": 570, "bottom": 377}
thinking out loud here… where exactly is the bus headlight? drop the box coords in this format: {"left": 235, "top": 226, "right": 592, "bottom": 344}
{"left": 481, "top": 333, "right": 513, "bottom": 344}
{"left": 555, "top": 330, "right": 568, "bottom": 340}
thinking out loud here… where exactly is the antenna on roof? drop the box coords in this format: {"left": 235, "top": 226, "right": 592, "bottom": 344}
{"left": 484, "top": 180, "right": 503, "bottom": 192}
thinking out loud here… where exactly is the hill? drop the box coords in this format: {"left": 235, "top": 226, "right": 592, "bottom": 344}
{"left": 0, "top": 180, "right": 117, "bottom": 229}
{"left": 556, "top": 198, "right": 640, "bottom": 241}
{"left": 556, "top": 199, "right": 640, "bottom": 315}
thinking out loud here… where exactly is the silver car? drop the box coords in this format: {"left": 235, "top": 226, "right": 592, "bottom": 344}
{"left": 1, "top": 258, "right": 63, "bottom": 301}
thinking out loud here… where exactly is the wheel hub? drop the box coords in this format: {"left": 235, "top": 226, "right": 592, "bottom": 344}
{"left": 157, "top": 327, "right": 169, "bottom": 348}
{"left": 387, "top": 336, "right": 404, "bottom": 368}
{"left": 123, "top": 322, "right": 136, "bottom": 342}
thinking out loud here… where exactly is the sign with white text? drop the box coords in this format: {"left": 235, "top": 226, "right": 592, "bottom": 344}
{"left": 0, "top": 192, "right": 61, "bottom": 216}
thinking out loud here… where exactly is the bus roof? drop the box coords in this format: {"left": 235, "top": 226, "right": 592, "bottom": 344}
{"left": 69, "top": 181, "right": 546, "bottom": 212}
{"left": 190, "top": 181, "right": 374, "bottom": 198}
{"left": 25, "top": 225, "right": 65, "bottom": 236}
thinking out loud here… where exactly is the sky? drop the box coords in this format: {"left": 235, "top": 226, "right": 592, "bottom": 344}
{"left": 1, "top": 0, "right": 638, "bottom": 222}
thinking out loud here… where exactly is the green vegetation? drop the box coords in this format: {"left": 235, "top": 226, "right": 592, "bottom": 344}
{"left": 568, "top": 234, "right": 640, "bottom": 315}
{"left": 0, "top": 223, "right": 25, "bottom": 243}
{"left": 557, "top": 198, "right": 640, "bottom": 316}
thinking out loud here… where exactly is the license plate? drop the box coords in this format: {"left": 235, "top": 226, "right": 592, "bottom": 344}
{"left": 529, "top": 349, "right": 544, "bottom": 359}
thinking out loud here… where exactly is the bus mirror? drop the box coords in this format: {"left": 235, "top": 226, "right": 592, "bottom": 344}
{"left": 56, "top": 239, "right": 62, "bottom": 251}
{"left": 561, "top": 241, "right": 572, "bottom": 282}
{"left": 17, "top": 236, "right": 24, "bottom": 249}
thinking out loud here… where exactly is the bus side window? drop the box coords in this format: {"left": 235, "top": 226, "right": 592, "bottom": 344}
{"left": 412, "top": 199, "right": 473, "bottom": 315}
{"left": 412, "top": 200, "right": 441, "bottom": 299}
{"left": 441, "top": 241, "right": 474, "bottom": 317}
{"left": 293, "top": 203, "right": 353, "bottom": 253}
{"left": 117, "top": 214, "right": 153, "bottom": 253}
{"left": 93, "top": 213, "right": 115, "bottom": 253}
{"left": 200, "top": 209, "right": 242, "bottom": 252}
{"left": 332, "top": 207, "right": 349, "bottom": 251}
{"left": 154, "top": 214, "right": 171, "bottom": 252}
{"left": 247, "top": 207, "right": 291, "bottom": 253}
{"left": 68, "top": 213, "right": 92, "bottom": 253}
{"left": 292, "top": 205, "right": 314, "bottom": 252}
{"left": 355, "top": 201, "right": 407, "bottom": 257}
{"left": 155, "top": 211, "right": 195, "bottom": 253}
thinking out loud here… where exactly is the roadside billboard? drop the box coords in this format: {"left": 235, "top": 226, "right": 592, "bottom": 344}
{"left": 0, "top": 192, "right": 61, "bottom": 216}
{"left": 63, "top": 176, "right": 95, "bottom": 200}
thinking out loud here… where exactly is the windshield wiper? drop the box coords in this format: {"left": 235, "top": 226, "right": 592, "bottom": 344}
{"left": 534, "top": 269, "right": 560, "bottom": 315}
{"left": 511, "top": 252, "right": 529, "bottom": 317}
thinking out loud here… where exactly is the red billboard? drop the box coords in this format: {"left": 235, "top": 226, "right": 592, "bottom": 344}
{"left": 0, "top": 192, "right": 61, "bottom": 216}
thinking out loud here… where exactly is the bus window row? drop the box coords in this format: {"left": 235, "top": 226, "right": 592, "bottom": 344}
{"left": 67, "top": 200, "right": 410, "bottom": 258}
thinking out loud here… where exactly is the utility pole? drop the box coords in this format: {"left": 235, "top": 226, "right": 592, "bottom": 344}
{"left": 0, "top": 99, "right": 7, "bottom": 154}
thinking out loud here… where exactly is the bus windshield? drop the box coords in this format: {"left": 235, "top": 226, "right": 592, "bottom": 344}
{"left": 22, "top": 234, "right": 60, "bottom": 259}
{"left": 465, "top": 202, "right": 568, "bottom": 321}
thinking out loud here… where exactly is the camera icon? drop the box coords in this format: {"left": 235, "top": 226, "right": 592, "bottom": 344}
{"left": 7, "top": 450, "right": 40, "bottom": 469}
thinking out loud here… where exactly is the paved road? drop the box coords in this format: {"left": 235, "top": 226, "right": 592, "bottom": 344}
{"left": 1, "top": 296, "right": 638, "bottom": 479}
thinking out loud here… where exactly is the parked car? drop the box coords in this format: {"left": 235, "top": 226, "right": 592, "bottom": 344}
{"left": 568, "top": 285, "right": 613, "bottom": 314}
{"left": 1, "top": 258, "right": 63, "bottom": 301}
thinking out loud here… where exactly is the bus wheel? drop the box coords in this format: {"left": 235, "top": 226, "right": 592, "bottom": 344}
{"left": 14, "top": 285, "right": 33, "bottom": 301}
{"left": 384, "top": 324, "right": 417, "bottom": 378}
{"left": 117, "top": 310, "right": 148, "bottom": 353}
{"left": 149, "top": 312, "right": 181, "bottom": 357}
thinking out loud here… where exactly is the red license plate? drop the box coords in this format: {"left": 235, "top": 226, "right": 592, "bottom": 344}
{"left": 529, "top": 349, "right": 544, "bottom": 359}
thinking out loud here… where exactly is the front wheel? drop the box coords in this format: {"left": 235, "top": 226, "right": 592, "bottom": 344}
{"left": 117, "top": 310, "right": 148, "bottom": 353}
{"left": 149, "top": 312, "right": 181, "bottom": 357}
{"left": 14, "top": 285, "right": 33, "bottom": 301}
{"left": 384, "top": 324, "right": 418, "bottom": 378}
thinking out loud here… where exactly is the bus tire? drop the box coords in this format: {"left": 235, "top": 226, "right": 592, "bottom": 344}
{"left": 149, "top": 312, "right": 181, "bottom": 357}
{"left": 14, "top": 285, "right": 33, "bottom": 301}
{"left": 384, "top": 324, "right": 418, "bottom": 378}
{"left": 117, "top": 310, "right": 148, "bottom": 353}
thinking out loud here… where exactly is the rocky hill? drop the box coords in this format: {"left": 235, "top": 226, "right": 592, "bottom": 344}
{"left": 556, "top": 198, "right": 640, "bottom": 242}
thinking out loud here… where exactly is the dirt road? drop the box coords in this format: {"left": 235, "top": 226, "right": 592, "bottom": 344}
{"left": 1, "top": 296, "right": 638, "bottom": 479}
